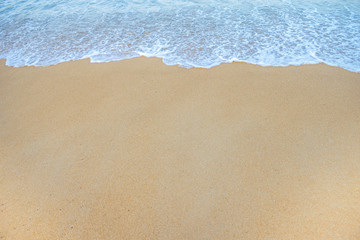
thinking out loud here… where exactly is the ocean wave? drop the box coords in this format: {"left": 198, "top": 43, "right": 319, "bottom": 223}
{"left": 0, "top": 0, "right": 359, "bottom": 72}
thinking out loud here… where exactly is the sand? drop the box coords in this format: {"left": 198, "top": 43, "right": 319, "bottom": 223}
{"left": 0, "top": 57, "right": 360, "bottom": 240}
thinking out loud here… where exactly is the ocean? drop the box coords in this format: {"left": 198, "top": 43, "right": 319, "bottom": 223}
{"left": 0, "top": 0, "right": 359, "bottom": 72}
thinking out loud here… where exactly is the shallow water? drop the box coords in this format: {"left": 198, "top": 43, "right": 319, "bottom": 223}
{"left": 0, "top": 0, "right": 359, "bottom": 72}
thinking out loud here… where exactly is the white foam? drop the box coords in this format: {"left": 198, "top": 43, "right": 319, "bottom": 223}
{"left": 0, "top": 0, "right": 359, "bottom": 72}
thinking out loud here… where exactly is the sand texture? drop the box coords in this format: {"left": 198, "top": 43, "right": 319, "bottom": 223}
{"left": 1, "top": 58, "right": 360, "bottom": 239}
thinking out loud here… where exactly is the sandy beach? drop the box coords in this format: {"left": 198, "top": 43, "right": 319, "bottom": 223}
{"left": 0, "top": 57, "right": 360, "bottom": 239}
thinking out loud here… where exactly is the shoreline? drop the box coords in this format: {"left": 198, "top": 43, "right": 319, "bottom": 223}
{"left": 1, "top": 57, "right": 359, "bottom": 74}
{"left": 1, "top": 57, "right": 360, "bottom": 239}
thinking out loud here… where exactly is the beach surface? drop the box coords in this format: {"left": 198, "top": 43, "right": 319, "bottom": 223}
{"left": 0, "top": 58, "right": 360, "bottom": 239}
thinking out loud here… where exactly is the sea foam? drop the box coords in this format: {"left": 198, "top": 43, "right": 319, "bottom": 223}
{"left": 0, "top": 0, "right": 359, "bottom": 72}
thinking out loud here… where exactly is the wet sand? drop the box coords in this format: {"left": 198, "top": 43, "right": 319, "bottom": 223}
{"left": 1, "top": 58, "right": 360, "bottom": 239}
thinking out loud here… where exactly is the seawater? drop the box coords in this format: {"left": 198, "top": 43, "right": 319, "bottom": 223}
{"left": 0, "top": 0, "right": 359, "bottom": 72}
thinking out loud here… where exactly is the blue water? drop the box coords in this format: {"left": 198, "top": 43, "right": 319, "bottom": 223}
{"left": 0, "top": 0, "right": 359, "bottom": 72}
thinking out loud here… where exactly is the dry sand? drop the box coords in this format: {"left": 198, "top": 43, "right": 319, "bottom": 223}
{"left": 0, "top": 57, "right": 360, "bottom": 240}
